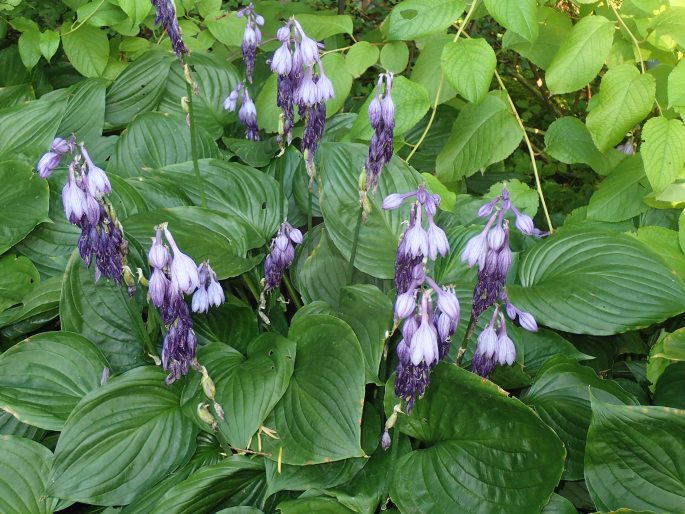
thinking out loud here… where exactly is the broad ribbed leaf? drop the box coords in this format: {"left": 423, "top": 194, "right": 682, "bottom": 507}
{"left": 386, "top": 0, "right": 465, "bottom": 40}
{"left": 586, "top": 65, "right": 655, "bottom": 153}
{"left": 508, "top": 229, "right": 685, "bottom": 335}
{"left": 58, "top": 78, "right": 107, "bottom": 145}
{"left": 542, "top": 494, "right": 577, "bottom": 514}
{"left": 0, "top": 98, "right": 66, "bottom": 159}
{"left": 545, "top": 16, "right": 614, "bottom": 94}
{"left": 0, "top": 161, "right": 49, "bottom": 254}
{"left": 319, "top": 142, "right": 421, "bottom": 279}
{"left": 483, "top": 0, "right": 538, "bottom": 42}
{"left": 436, "top": 91, "right": 522, "bottom": 182}
{"left": 47, "top": 367, "right": 197, "bottom": 506}
{"left": 278, "top": 497, "right": 356, "bottom": 514}
{"left": 521, "top": 357, "right": 637, "bottom": 480}
{"left": 441, "top": 39, "right": 496, "bottom": 104}
{"left": 0, "top": 331, "right": 108, "bottom": 430}
{"left": 0, "top": 436, "right": 56, "bottom": 514}
{"left": 390, "top": 363, "right": 565, "bottom": 514}
{"left": 260, "top": 314, "right": 365, "bottom": 465}
{"left": 641, "top": 116, "right": 685, "bottom": 194}
{"left": 585, "top": 398, "right": 685, "bottom": 513}
{"left": 587, "top": 155, "right": 650, "bottom": 222}
{"left": 653, "top": 362, "right": 685, "bottom": 409}
{"left": 0, "top": 254, "right": 38, "bottom": 312}
{"left": 60, "top": 251, "right": 147, "bottom": 372}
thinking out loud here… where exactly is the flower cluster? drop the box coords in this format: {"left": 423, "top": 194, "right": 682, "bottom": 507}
{"left": 147, "top": 225, "right": 223, "bottom": 384}
{"left": 224, "top": 82, "right": 260, "bottom": 140}
{"left": 461, "top": 187, "right": 542, "bottom": 377}
{"left": 270, "top": 19, "right": 334, "bottom": 179}
{"left": 264, "top": 221, "right": 302, "bottom": 292}
{"left": 151, "top": 0, "right": 187, "bottom": 59}
{"left": 383, "top": 186, "right": 456, "bottom": 411}
{"left": 365, "top": 73, "right": 395, "bottom": 193}
{"left": 237, "top": 3, "right": 264, "bottom": 83}
{"left": 37, "top": 138, "right": 127, "bottom": 284}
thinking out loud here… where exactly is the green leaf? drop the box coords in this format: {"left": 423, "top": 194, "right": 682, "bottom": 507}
{"left": 587, "top": 155, "right": 651, "bottom": 222}
{"left": 296, "top": 13, "right": 352, "bottom": 39}
{"left": 18, "top": 28, "right": 41, "bottom": 69}
{"left": 278, "top": 497, "right": 356, "bottom": 514}
{"left": 386, "top": 0, "right": 465, "bottom": 40}
{"left": 389, "top": 363, "right": 565, "bottom": 514}
{"left": 192, "top": 298, "right": 258, "bottom": 352}
{"left": 58, "top": 78, "right": 108, "bottom": 145}
{"left": 502, "top": 7, "right": 572, "bottom": 70}
{"left": 107, "top": 112, "right": 218, "bottom": 177}
{"left": 544, "top": 116, "right": 622, "bottom": 176}
{"left": 345, "top": 41, "right": 379, "bottom": 78}
{"left": 119, "top": 0, "right": 151, "bottom": 24}
{"left": 647, "top": 328, "right": 685, "bottom": 393}
{"left": 0, "top": 161, "right": 49, "bottom": 254}
{"left": 586, "top": 64, "right": 655, "bottom": 153}
{"left": 349, "top": 76, "right": 429, "bottom": 139}
{"left": 508, "top": 229, "right": 685, "bottom": 335}
{"left": 584, "top": 397, "right": 685, "bottom": 513}
{"left": 521, "top": 357, "right": 637, "bottom": 480}
{"left": 61, "top": 23, "right": 109, "bottom": 77}
{"left": 667, "top": 58, "right": 685, "bottom": 110}
{"left": 647, "top": 6, "right": 685, "bottom": 51}
{"left": 0, "top": 254, "right": 38, "bottom": 313}
{"left": 541, "top": 494, "right": 577, "bottom": 514}
{"left": 318, "top": 143, "right": 421, "bottom": 278}
{"left": 410, "top": 35, "right": 457, "bottom": 104}
{"left": 105, "top": 49, "right": 175, "bottom": 127}
{"left": 640, "top": 116, "right": 685, "bottom": 194}
{"left": 321, "top": 53, "right": 353, "bottom": 116}
{"left": 0, "top": 98, "right": 66, "bottom": 159}
{"left": 441, "top": 39, "right": 496, "bottom": 104}
{"left": 0, "top": 436, "right": 56, "bottom": 514}
{"left": 60, "top": 251, "right": 147, "bottom": 373}
{"left": 183, "top": 335, "right": 296, "bottom": 448}
{"left": 260, "top": 314, "right": 365, "bottom": 465}
{"left": 545, "top": 15, "right": 614, "bottom": 95}
{"left": 0, "top": 275, "right": 61, "bottom": 332}
{"left": 148, "top": 457, "right": 265, "bottom": 514}
{"left": 436, "top": 91, "right": 522, "bottom": 183}
{"left": 483, "top": 0, "right": 538, "bottom": 42}
{"left": 0, "top": 331, "right": 108, "bottom": 430}
{"left": 205, "top": 12, "right": 245, "bottom": 47}
{"left": 654, "top": 361, "right": 685, "bottom": 409}
{"left": 379, "top": 41, "right": 409, "bottom": 74}
{"left": 47, "top": 366, "right": 197, "bottom": 506}
{"left": 39, "top": 29, "right": 60, "bottom": 61}
{"left": 265, "top": 456, "right": 365, "bottom": 497}
{"left": 0, "top": 411, "right": 45, "bottom": 440}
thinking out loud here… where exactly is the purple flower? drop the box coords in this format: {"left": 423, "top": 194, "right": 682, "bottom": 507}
{"left": 394, "top": 291, "right": 416, "bottom": 320}
{"left": 149, "top": 228, "right": 170, "bottom": 269}
{"left": 294, "top": 20, "right": 320, "bottom": 66}
{"left": 192, "top": 261, "right": 224, "bottom": 313}
{"left": 37, "top": 152, "right": 61, "bottom": 178}
{"left": 238, "top": 3, "right": 263, "bottom": 83}
{"left": 81, "top": 145, "right": 111, "bottom": 196}
{"left": 471, "top": 310, "right": 517, "bottom": 377}
{"left": 426, "top": 221, "right": 449, "bottom": 260}
{"left": 149, "top": 267, "right": 170, "bottom": 308}
{"left": 271, "top": 42, "right": 293, "bottom": 75}
{"left": 151, "top": 0, "right": 188, "bottom": 59}
{"left": 238, "top": 90, "right": 260, "bottom": 141}
{"left": 161, "top": 296, "right": 196, "bottom": 385}
{"left": 364, "top": 73, "right": 395, "bottom": 192}
{"left": 164, "top": 227, "right": 200, "bottom": 294}
{"left": 62, "top": 165, "right": 87, "bottom": 224}
{"left": 223, "top": 88, "right": 240, "bottom": 112}
{"left": 51, "top": 137, "right": 71, "bottom": 154}
{"left": 264, "top": 221, "right": 301, "bottom": 292}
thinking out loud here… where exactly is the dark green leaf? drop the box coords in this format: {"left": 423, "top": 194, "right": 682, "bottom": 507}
{"left": 0, "top": 254, "right": 38, "bottom": 313}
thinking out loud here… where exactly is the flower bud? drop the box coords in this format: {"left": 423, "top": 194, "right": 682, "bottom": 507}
{"left": 395, "top": 291, "right": 416, "bottom": 320}
{"left": 382, "top": 193, "right": 405, "bottom": 210}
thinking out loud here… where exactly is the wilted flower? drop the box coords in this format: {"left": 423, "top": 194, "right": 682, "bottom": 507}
{"left": 151, "top": 0, "right": 188, "bottom": 59}
{"left": 364, "top": 73, "right": 395, "bottom": 192}
{"left": 471, "top": 309, "right": 517, "bottom": 378}
{"left": 237, "top": 3, "right": 264, "bottom": 83}
{"left": 264, "top": 221, "right": 302, "bottom": 292}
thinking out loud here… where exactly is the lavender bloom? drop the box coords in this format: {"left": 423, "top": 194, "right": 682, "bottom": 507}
{"left": 164, "top": 227, "right": 199, "bottom": 294}
{"left": 264, "top": 221, "right": 302, "bottom": 292}
{"left": 80, "top": 145, "right": 111, "bottom": 196}
{"left": 161, "top": 294, "right": 197, "bottom": 385}
{"left": 239, "top": 90, "right": 260, "bottom": 141}
{"left": 301, "top": 100, "right": 326, "bottom": 180}
{"left": 364, "top": 73, "right": 395, "bottom": 192}
{"left": 151, "top": 0, "right": 188, "bottom": 59}
{"left": 223, "top": 88, "right": 239, "bottom": 112}
{"left": 237, "top": 3, "right": 264, "bottom": 83}
{"left": 36, "top": 136, "right": 74, "bottom": 178}
{"left": 471, "top": 310, "right": 517, "bottom": 377}
{"left": 192, "top": 261, "right": 224, "bottom": 313}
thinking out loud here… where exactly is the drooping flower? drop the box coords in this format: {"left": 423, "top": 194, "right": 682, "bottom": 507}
{"left": 164, "top": 227, "right": 200, "bottom": 294}
{"left": 36, "top": 136, "right": 75, "bottom": 178}
{"left": 471, "top": 309, "right": 517, "bottom": 378}
{"left": 237, "top": 3, "right": 264, "bottom": 83}
{"left": 364, "top": 73, "right": 395, "bottom": 192}
{"left": 224, "top": 82, "right": 260, "bottom": 141}
{"left": 151, "top": 0, "right": 188, "bottom": 59}
{"left": 264, "top": 221, "right": 302, "bottom": 292}
{"left": 192, "top": 261, "right": 224, "bottom": 313}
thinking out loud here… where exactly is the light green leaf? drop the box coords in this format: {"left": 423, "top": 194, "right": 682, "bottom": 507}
{"left": 61, "top": 23, "right": 109, "bottom": 77}
{"left": 522, "top": 357, "right": 637, "bottom": 480}
{"left": 0, "top": 97, "right": 66, "bottom": 159}
{"left": 118, "top": 0, "right": 151, "bottom": 25}
{"left": 0, "top": 436, "right": 56, "bottom": 514}
{"left": 587, "top": 155, "right": 651, "bottom": 222}
{"left": 345, "top": 41, "right": 379, "bottom": 78}
{"left": 39, "top": 30, "right": 60, "bottom": 61}
{"left": 441, "top": 38, "right": 496, "bottom": 103}
{"left": 47, "top": 367, "right": 197, "bottom": 506}
{"left": 0, "top": 161, "right": 50, "bottom": 254}
{"left": 205, "top": 11, "right": 245, "bottom": 47}
{"left": 260, "top": 314, "right": 365, "bottom": 465}
{"left": 668, "top": 58, "right": 685, "bottom": 110}
{"left": 296, "top": 13, "right": 353, "bottom": 39}
{"left": 18, "top": 28, "right": 41, "bottom": 69}
{"left": 321, "top": 53, "right": 353, "bottom": 116}
{"left": 389, "top": 363, "right": 565, "bottom": 514}
{"left": 641, "top": 116, "right": 685, "bottom": 193}
{"left": 0, "top": 331, "right": 108, "bottom": 430}
{"left": 379, "top": 40, "right": 409, "bottom": 74}
{"left": 508, "top": 229, "right": 685, "bottom": 335}
{"left": 386, "top": 0, "right": 465, "bottom": 40}
{"left": 0, "top": 254, "right": 38, "bottom": 313}
{"left": 483, "top": 0, "right": 538, "bottom": 42}
{"left": 410, "top": 34, "right": 457, "bottom": 104}
{"left": 585, "top": 398, "right": 685, "bottom": 513}
{"left": 546, "top": 15, "right": 614, "bottom": 95}
{"left": 436, "top": 91, "right": 522, "bottom": 182}
{"left": 647, "top": 6, "right": 685, "bottom": 51}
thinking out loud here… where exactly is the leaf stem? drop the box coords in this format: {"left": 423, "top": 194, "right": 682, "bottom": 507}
{"left": 282, "top": 272, "right": 303, "bottom": 310}
{"left": 405, "top": 0, "right": 481, "bottom": 163}
{"left": 307, "top": 188, "right": 313, "bottom": 232}
{"left": 608, "top": 1, "right": 645, "bottom": 74}
{"left": 61, "top": 0, "right": 106, "bottom": 36}
{"left": 185, "top": 81, "right": 207, "bottom": 208}
{"left": 456, "top": 313, "right": 477, "bottom": 366}
{"left": 347, "top": 203, "right": 364, "bottom": 283}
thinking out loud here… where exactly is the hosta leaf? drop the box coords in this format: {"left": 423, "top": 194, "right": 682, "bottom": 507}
{"left": 260, "top": 314, "right": 365, "bottom": 465}
{"left": 319, "top": 142, "right": 421, "bottom": 278}
{"left": 508, "top": 229, "right": 685, "bottom": 335}
{"left": 441, "top": 39, "right": 496, "bottom": 104}
{"left": 586, "top": 64, "right": 655, "bottom": 153}
{"left": 653, "top": 362, "right": 685, "bottom": 409}
{"left": 0, "top": 331, "right": 108, "bottom": 431}
{"left": 60, "top": 251, "right": 147, "bottom": 373}
{"left": 640, "top": 116, "right": 685, "bottom": 194}
{"left": 57, "top": 78, "right": 107, "bottom": 145}
{"left": 0, "top": 161, "right": 50, "bottom": 254}
{"left": 278, "top": 497, "right": 356, "bottom": 514}
{"left": 541, "top": 493, "right": 577, "bottom": 514}
{"left": 192, "top": 298, "right": 258, "bottom": 353}
{"left": 389, "top": 363, "right": 565, "bottom": 514}
{"left": 0, "top": 98, "right": 66, "bottom": 159}
{"left": 386, "top": 0, "right": 465, "bottom": 41}
{"left": 47, "top": 367, "right": 197, "bottom": 506}
{"left": 584, "top": 398, "right": 685, "bottom": 513}
{"left": 545, "top": 15, "right": 614, "bottom": 95}
{"left": 436, "top": 91, "right": 522, "bottom": 182}
{"left": 483, "top": 0, "right": 538, "bottom": 42}
{"left": 0, "top": 254, "right": 38, "bottom": 313}
{"left": 587, "top": 155, "right": 651, "bottom": 222}
{"left": 0, "top": 436, "right": 56, "bottom": 514}
{"left": 521, "top": 357, "right": 637, "bottom": 480}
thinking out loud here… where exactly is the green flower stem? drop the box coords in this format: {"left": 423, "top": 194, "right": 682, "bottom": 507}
{"left": 185, "top": 81, "right": 207, "bottom": 208}
{"left": 346, "top": 203, "right": 364, "bottom": 283}
{"left": 307, "top": 188, "right": 313, "bottom": 232}
{"left": 282, "top": 272, "right": 303, "bottom": 310}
